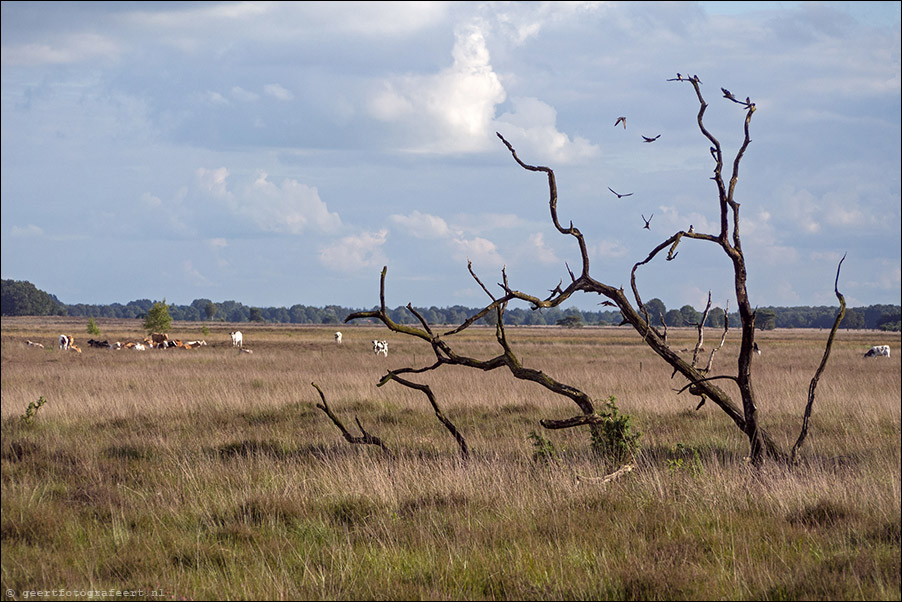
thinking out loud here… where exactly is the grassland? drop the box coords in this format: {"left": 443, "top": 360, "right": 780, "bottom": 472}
{"left": 2, "top": 316, "right": 900, "bottom": 600}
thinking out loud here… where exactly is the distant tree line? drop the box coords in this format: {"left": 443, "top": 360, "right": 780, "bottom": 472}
{"left": 2, "top": 280, "right": 899, "bottom": 331}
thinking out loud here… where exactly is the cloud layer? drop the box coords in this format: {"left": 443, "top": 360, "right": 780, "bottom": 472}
{"left": 2, "top": 1, "right": 899, "bottom": 310}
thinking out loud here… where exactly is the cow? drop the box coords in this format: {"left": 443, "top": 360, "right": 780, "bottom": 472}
{"left": 59, "top": 334, "right": 74, "bottom": 351}
{"left": 26, "top": 340, "right": 45, "bottom": 348}
{"left": 230, "top": 331, "right": 243, "bottom": 348}
{"left": 372, "top": 340, "right": 388, "bottom": 357}
{"left": 149, "top": 333, "right": 169, "bottom": 348}
{"left": 87, "top": 339, "right": 112, "bottom": 349}
{"left": 183, "top": 340, "right": 207, "bottom": 349}
{"left": 69, "top": 344, "right": 82, "bottom": 353}
{"left": 335, "top": 332, "right": 343, "bottom": 345}
{"left": 753, "top": 342, "right": 761, "bottom": 355}
{"left": 132, "top": 343, "right": 146, "bottom": 351}
{"left": 864, "top": 345, "right": 891, "bottom": 358}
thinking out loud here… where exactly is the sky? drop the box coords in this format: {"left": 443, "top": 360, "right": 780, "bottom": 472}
{"left": 2, "top": 1, "right": 900, "bottom": 313}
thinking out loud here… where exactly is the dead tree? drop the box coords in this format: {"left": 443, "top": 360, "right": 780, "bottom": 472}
{"left": 349, "top": 75, "right": 844, "bottom": 467}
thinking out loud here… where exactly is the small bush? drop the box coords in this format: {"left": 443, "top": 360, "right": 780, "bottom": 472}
{"left": 87, "top": 317, "right": 101, "bottom": 335}
{"left": 590, "top": 396, "right": 641, "bottom": 465}
{"left": 666, "top": 443, "right": 703, "bottom": 476}
{"left": 528, "top": 430, "right": 557, "bottom": 463}
{"left": 21, "top": 396, "right": 48, "bottom": 426}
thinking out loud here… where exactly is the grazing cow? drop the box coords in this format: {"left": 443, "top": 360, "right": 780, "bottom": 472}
{"left": 230, "top": 331, "right": 243, "bottom": 348}
{"left": 335, "top": 332, "right": 342, "bottom": 344}
{"left": 26, "top": 340, "right": 45, "bottom": 349}
{"left": 372, "top": 340, "right": 388, "bottom": 357}
{"left": 753, "top": 342, "right": 761, "bottom": 355}
{"left": 59, "top": 334, "right": 74, "bottom": 351}
{"left": 864, "top": 345, "right": 891, "bottom": 358}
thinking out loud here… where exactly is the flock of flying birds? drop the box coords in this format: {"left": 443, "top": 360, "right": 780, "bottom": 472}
{"left": 606, "top": 73, "right": 738, "bottom": 232}
{"left": 608, "top": 113, "right": 659, "bottom": 231}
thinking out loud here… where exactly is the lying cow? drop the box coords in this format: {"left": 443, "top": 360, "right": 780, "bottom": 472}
{"left": 864, "top": 345, "right": 891, "bottom": 358}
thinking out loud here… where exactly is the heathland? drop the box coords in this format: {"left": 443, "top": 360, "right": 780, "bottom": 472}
{"left": 2, "top": 317, "right": 899, "bottom": 600}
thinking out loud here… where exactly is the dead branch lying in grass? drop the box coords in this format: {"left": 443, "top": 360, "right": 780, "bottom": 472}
{"left": 311, "top": 382, "right": 391, "bottom": 454}
{"left": 576, "top": 464, "right": 634, "bottom": 486}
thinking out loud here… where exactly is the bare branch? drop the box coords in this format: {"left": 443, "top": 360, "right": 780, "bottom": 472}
{"left": 691, "top": 292, "right": 713, "bottom": 368}
{"left": 380, "top": 373, "right": 470, "bottom": 460}
{"left": 791, "top": 256, "right": 846, "bottom": 464}
{"left": 703, "top": 300, "right": 730, "bottom": 374}
{"left": 311, "top": 382, "right": 390, "bottom": 453}
{"left": 576, "top": 463, "right": 634, "bottom": 485}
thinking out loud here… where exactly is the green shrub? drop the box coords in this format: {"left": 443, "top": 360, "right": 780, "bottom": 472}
{"left": 87, "top": 317, "right": 101, "bottom": 335}
{"left": 528, "top": 430, "right": 558, "bottom": 463}
{"left": 21, "top": 396, "right": 48, "bottom": 425}
{"left": 590, "top": 396, "right": 641, "bottom": 465}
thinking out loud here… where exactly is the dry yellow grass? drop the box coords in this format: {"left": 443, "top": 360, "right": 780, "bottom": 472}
{"left": 2, "top": 317, "right": 899, "bottom": 599}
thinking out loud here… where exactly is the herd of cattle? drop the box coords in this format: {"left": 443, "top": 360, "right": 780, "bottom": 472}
{"left": 27, "top": 333, "right": 889, "bottom": 359}
{"left": 24, "top": 330, "right": 393, "bottom": 357}
{"left": 48, "top": 332, "right": 210, "bottom": 353}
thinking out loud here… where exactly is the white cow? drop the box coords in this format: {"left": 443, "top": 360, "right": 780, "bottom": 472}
{"left": 335, "top": 332, "right": 343, "bottom": 345}
{"left": 230, "top": 331, "right": 243, "bottom": 348}
{"left": 372, "top": 340, "right": 388, "bottom": 357}
{"left": 26, "top": 340, "right": 45, "bottom": 349}
{"left": 864, "top": 345, "right": 891, "bottom": 358}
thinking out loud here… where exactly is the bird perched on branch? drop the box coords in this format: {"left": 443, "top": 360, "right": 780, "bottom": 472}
{"left": 642, "top": 214, "right": 653, "bottom": 229}
{"left": 642, "top": 134, "right": 661, "bottom": 143}
{"left": 614, "top": 116, "right": 627, "bottom": 129}
{"left": 608, "top": 187, "right": 633, "bottom": 199}
{"left": 667, "top": 73, "right": 683, "bottom": 81}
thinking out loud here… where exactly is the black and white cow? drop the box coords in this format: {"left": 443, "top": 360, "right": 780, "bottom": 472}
{"left": 864, "top": 345, "right": 891, "bottom": 358}
{"left": 372, "top": 340, "right": 388, "bottom": 357}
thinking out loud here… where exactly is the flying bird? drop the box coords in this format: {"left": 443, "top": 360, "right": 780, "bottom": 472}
{"left": 608, "top": 187, "right": 633, "bottom": 199}
{"left": 614, "top": 116, "right": 627, "bottom": 129}
{"left": 642, "top": 135, "right": 661, "bottom": 143}
{"left": 642, "top": 214, "right": 653, "bottom": 229}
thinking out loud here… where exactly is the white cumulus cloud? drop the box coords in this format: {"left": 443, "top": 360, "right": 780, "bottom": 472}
{"left": 319, "top": 229, "right": 389, "bottom": 272}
